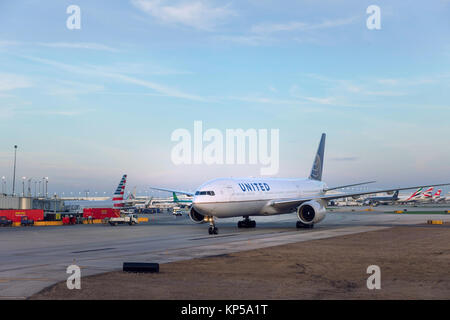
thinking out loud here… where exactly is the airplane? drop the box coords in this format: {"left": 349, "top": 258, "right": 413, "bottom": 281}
{"left": 421, "top": 187, "right": 434, "bottom": 201}
{"left": 396, "top": 187, "right": 423, "bottom": 203}
{"left": 151, "top": 133, "right": 450, "bottom": 235}
{"left": 65, "top": 174, "right": 130, "bottom": 209}
{"left": 363, "top": 190, "right": 399, "bottom": 206}
{"left": 172, "top": 192, "right": 192, "bottom": 204}
{"left": 432, "top": 189, "right": 446, "bottom": 203}
{"left": 125, "top": 186, "right": 152, "bottom": 208}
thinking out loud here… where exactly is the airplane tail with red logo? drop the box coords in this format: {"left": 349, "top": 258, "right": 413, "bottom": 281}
{"left": 433, "top": 189, "right": 442, "bottom": 200}
{"left": 423, "top": 187, "right": 434, "bottom": 199}
{"left": 112, "top": 174, "right": 127, "bottom": 208}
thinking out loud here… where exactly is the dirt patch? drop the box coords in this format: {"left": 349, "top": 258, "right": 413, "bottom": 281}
{"left": 31, "top": 226, "right": 450, "bottom": 300}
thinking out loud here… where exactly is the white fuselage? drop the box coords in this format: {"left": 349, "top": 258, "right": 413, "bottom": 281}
{"left": 192, "top": 177, "right": 327, "bottom": 218}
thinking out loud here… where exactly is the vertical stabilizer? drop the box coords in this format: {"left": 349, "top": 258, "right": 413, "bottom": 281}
{"left": 113, "top": 174, "right": 127, "bottom": 208}
{"left": 309, "top": 133, "right": 326, "bottom": 181}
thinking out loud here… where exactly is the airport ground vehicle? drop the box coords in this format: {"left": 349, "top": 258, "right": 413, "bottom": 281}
{"left": 20, "top": 216, "right": 34, "bottom": 226}
{"left": 137, "top": 208, "right": 161, "bottom": 214}
{"left": 83, "top": 208, "right": 121, "bottom": 220}
{"left": 172, "top": 206, "right": 182, "bottom": 216}
{"left": 107, "top": 214, "right": 138, "bottom": 226}
{"left": 0, "top": 216, "right": 13, "bottom": 227}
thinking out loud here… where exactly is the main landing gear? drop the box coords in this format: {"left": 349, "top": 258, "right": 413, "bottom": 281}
{"left": 237, "top": 216, "right": 256, "bottom": 228}
{"left": 205, "top": 216, "right": 218, "bottom": 235}
{"left": 296, "top": 221, "right": 314, "bottom": 229}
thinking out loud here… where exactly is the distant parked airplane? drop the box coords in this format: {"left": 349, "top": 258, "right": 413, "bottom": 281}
{"left": 364, "top": 190, "right": 399, "bottom": 205}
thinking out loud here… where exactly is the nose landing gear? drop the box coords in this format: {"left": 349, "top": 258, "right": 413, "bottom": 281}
{"left": 237, "top": 216, "right": 256, "bottom": 228}
{"left": 205, "top": 216, "right": 218, "bottom": 235}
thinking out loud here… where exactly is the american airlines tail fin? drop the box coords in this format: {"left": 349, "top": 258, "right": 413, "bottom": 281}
{"left": 113, "top": 174, "right": 127, "bottom": 208}
{"left": 309, "top": 133, "right": 326, "bottom": 181}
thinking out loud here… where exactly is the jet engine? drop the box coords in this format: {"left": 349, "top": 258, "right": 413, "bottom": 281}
{"left": 297, "top": 200, "right": 327, "bottom": 225}
{"left": 189, "top": 207, "right": 206, "bottom": 224}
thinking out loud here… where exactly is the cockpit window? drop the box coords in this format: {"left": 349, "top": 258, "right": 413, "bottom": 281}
{"left": 195, "top": 191, "right": 215, "bottom": 196}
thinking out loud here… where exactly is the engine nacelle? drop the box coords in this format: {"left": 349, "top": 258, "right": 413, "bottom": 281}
{"left": 297, "top": 200, "right": 327, "bottom": 225}
{"left": 189, "top": 207, "right": 206, "bottom": 224}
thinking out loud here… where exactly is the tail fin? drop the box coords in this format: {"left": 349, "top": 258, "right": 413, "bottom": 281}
{"left": 113, "top": 174, "right": 127, "bottom": 208}
{"left": 309, "top": 133, "right": 326, "bottom": 181}
{"left": 434, "top": 189, "right": 442, "bottom": 198}
{"left": 406, "top": 187, "right": 422, "bottom": 201}
{"left": 173, "top": 192, "right": 180, "bottom": 203}
{"left": 393, "top": 190, "right": 399, "bottom": 199}
{"left": 423, "top": 187, "right": 434, "bottom": 198}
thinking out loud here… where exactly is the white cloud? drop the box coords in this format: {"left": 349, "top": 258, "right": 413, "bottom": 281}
{"left": 213, "top": 34, "right": 274, "bottom": 46}
{"left": 36, "top": 42, "right": 118, "bottom": 52}
{"left": 0, "top": 73, "right": 32, "bottom": 91}
{"left": 22, "top": 56, "right": 206, "bottom": 102}
{"left": 251, "top": 17, "right": 358, "bottom": 34}
{"left": 0, "top": 40, "right": 117, "bottom": 52}
{"left": 131, "top": 0, "right": 235, "bottom": 31}
{"left": 45, "top": 80, "right": 105, "bottom": 97}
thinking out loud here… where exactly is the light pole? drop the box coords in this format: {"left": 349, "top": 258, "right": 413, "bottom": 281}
{"left": 1, "top": 176, "right": 5, "bottom": 195}
{"left": 12, "top": 145, "right": 17, "bottom": 196}
{"left": 34, "top": 180, "right": 37, "bottom": 197}
{"left": 38, "top": 181, "right": 41, "bottom": 197}
{"left": 22, "top": 177, "right": 26, "bottom": 196}
{"left": 45, "top": 177, "right": 49, "bottom": 198}
{"left": 28, "top": 178, "right": 32, "bottom": 197}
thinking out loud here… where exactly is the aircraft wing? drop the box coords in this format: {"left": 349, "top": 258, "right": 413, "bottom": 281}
{"left": 324, "top": 181, "right": 376, "bottom": 192}
{"left": 270, "top": 182, "right": 450, "bottom": 209}
{"left": 148, "top": 186, "right": 195, "bottom": 197}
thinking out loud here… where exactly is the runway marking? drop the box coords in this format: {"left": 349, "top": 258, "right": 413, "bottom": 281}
{"left": 72, "top": 247, "right": 116, "bottom": 254}
{"left": 0, "top": 278, "right": 50, "bottom": 282}
{"left": 0, "top": 296, "right": 27, "bottom": 300}
{"left": 0, "top": 263, "right": 53, "bottom": 273}
{"left": 189, "top": 234, "right": 237, "bottom": 241}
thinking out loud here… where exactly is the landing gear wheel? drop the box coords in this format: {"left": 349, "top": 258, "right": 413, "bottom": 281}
{"left": 237, "top": 217, "right": 256, "bottom": 228}
{"left": 208, "top": 226, "right": 218, "bottom": 235}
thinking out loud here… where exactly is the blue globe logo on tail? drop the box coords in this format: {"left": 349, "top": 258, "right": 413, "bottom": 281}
{"left": 309, "top": 134, "right": 325, "bottom": 181}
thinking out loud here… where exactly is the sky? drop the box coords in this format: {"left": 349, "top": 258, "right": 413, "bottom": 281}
{"left": 0, "top": 0, "right": 449, "bottom": 196}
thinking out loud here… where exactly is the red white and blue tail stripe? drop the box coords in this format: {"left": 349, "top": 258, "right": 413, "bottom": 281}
{"left": 423, "top": 187, "right": 434, "bottom": 198}
{"left": 113, "top": 174, "right": 127, "bottom": 208}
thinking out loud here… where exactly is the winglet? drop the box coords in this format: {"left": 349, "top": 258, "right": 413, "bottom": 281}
{"left": 309, "top": 133, "right": 326, "bottom": 181}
